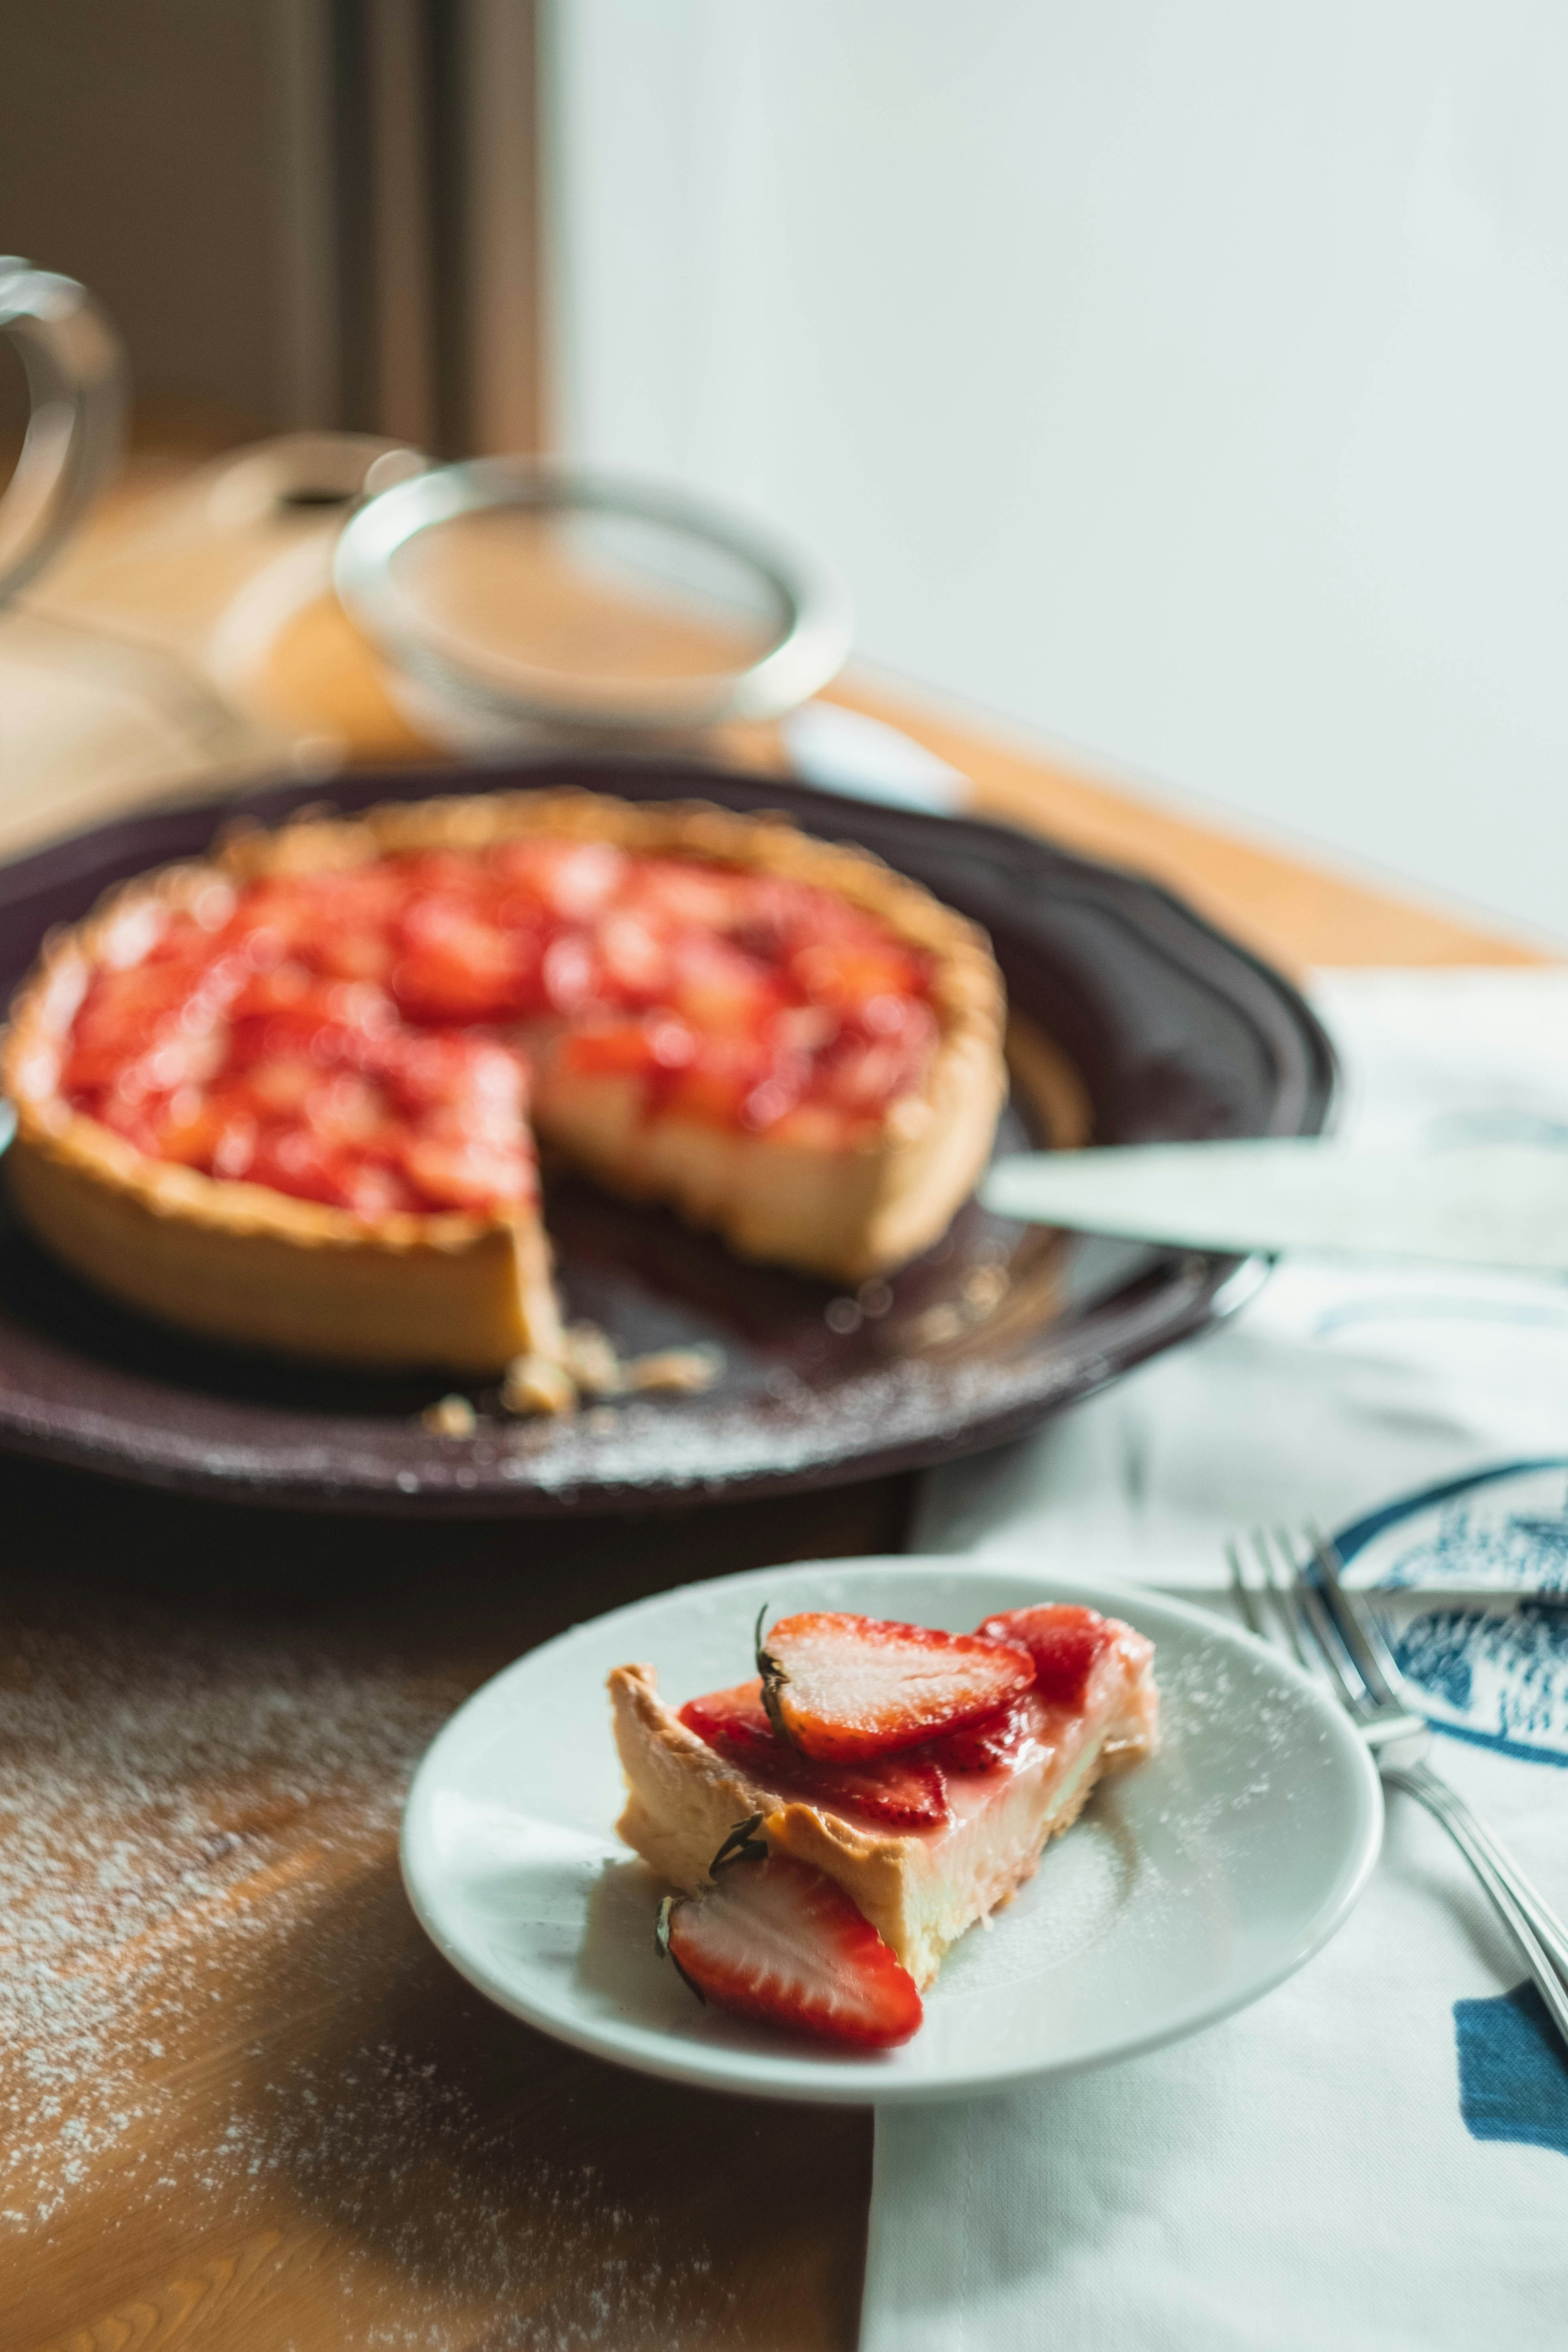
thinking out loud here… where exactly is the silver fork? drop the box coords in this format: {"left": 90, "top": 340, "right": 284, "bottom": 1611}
{"left": 1228, "top": 1524, "right": 1568, "bottom": 2053}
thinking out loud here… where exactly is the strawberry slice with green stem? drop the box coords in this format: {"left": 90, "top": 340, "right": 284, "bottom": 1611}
{"left": 655, "top": 1816, "right": 923, "bottom": 2050}
{"left": 755, "top": 1607, "right": 1035, "bottom": 1761}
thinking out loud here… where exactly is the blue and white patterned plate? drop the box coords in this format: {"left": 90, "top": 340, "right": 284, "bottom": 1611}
{"left": 1335, "top": 1461, "right": 1568, "bottom": 1768}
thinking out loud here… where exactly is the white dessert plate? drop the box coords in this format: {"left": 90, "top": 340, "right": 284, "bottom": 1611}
{"left": 400, "top": 1556, "right": 1382, "bottom": 2104}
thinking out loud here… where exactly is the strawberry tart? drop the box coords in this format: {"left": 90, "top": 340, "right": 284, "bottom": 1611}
{"left": 1, "top": 788, "right": 1006, "bottom": 1372}
{"left": 611, "top": 1602, "right": 1159, "bottom": 2044}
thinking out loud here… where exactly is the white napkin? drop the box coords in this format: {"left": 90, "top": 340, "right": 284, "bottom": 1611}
{"left": 864, "top": 969, "right": 1568, "bottom": 2352}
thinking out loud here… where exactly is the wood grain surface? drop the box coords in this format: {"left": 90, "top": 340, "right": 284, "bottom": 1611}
{"left": 3, "top": 1464, "right": 905, "bottom": 2352}
{"left": 0, "top": 436, "right": 1549, "bottom": 2352}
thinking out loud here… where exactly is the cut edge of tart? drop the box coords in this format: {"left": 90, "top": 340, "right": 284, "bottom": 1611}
{"left": 608, "top": 1608, "right": 1159, "bottom": 1995}
{"left": 0, "top": 787, "right": 1006, "bottom": 1372}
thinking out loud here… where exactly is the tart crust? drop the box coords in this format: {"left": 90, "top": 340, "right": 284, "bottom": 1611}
{"left": 1, "top": 787, "right": 1006, "bottom": 1372}
{"left": 608, "top": 1650, "right": 1157, "bottom": 1991}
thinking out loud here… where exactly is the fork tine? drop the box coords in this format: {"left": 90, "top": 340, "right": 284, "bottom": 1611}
{"left": 1251, "top": 1527, "right": 1317, "bottom": 1672}
{"left": 1279, "top": 1524, "right": 1363, "bottom": 1712}
{"left": 1226, "top": 1538, "right": 1266, "bottom": 1638}
{"left": 1245, "top": 1528, "right": 1291, "bottom": 1652}
{"left": 1270, "top": 1526, "right": 1366, "bottom": 1711}
{"left": 1307, "top": 1523, "right": 1410, "bottom": 1709}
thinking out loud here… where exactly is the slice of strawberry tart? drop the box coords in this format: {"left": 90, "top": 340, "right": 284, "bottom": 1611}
{"left": 610, "top": 1601, "right": 1158, "bottom": 2045}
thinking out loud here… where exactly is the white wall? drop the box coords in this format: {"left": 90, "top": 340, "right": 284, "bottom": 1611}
{"left": 545, "top": 0, "right": 1568, "bottom": 943}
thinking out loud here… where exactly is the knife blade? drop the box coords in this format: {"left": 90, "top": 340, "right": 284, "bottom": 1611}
{"left": 979, "top": 1140, "right": 1568, "bottom": 1271}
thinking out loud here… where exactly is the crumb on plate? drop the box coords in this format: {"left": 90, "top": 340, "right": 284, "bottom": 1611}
{"left": 560, "top": 1321, "right": 627, "bottom": 1398}
{"left": 421, "top": 1393, "right": 477, "bottom": 1438}
{"left": 501, "top": 1354, "right": 578, "bottom": 1418}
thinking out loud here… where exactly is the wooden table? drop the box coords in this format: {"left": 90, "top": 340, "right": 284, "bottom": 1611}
{"left": 3, "top": 445, "right": 1549, "bottom": 2352}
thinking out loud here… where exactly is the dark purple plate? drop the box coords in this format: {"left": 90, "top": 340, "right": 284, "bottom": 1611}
{"left": 0, "top": 757, "right": 1333, "bottom": 1514}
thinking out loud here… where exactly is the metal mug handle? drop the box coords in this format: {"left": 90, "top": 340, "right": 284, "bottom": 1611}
{"left": 0, "top": 258, "right": 126, "bottom": 607}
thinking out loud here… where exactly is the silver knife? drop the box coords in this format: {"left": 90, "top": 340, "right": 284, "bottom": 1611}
{"left": 980, "top": 1140, "right": 1568, "bottom": 1271}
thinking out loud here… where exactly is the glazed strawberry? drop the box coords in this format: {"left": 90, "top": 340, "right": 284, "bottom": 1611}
{"left": 656, "top": 1819, "right": 923, "bottom": 2049}
{"left": 923, "top": 1692, "right": 1047, "bottom": 1772}
{"left": 756, "top": 1610, "right": 1035, "bottom": 1761}
{"left": 56, "top": 838, "right": 942, "bottom": 1217}
{"left": 678, "top": 1678, "right": 782, "bottom": 1759}
{"left": 975, "top": 1605, "right": 1120, "bottom": 1709}
{"left": 679, "top": 1680, "right": 950, "bottom": 1828}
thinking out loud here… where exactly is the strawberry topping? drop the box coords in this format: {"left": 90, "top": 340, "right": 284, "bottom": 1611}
{"left": 57, "top": 844, "right": 939, "bottom": 1220}
{"left": 974, "top": 1605, "right": 1121, "bottom": 1711}
{"left": 680, "top": 1680, "right": 950, "bottom": 1829}
{"left": 756, "top": 1610, "right": 1035, "bottom": 1762}
{"left": 921, "top": 1690, "right": 1050, "bottom": 1772}
{"left": 657, "top": 1824, "right": 923, "bottom": 2049}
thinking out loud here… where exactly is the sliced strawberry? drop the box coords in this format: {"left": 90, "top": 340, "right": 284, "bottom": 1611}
{"left": 495, "top": 835, "right": 626, "bottom": 920}
{"left": 660, "top": 1038, "right": 771, "bottom": 1130}
{"left": 974, "top": 1605, "right": 1120, "bottom": 1710}
{"left": 400, "top": 1134, "right": 533, "bottom": 1213}
{"left": 923, "top": 1692, "right": 1047, "bottom": 1772}
{"left": 561, "top": 1014, "right": 697, "bottom": 1080}
{"left": 756, "top": 1611, "right": 1035, "bottom": 1762}
{"left": 391, "top": 895, "right": 523, "bottom": 1023}
{"left": 670, "top": 936, "right": 780, "bottom": 1034}
{"left": 679, "top": 1680, "right": 949, "bottom": 1829}
{"left": 57, "top": 844, "right": 943, "bottom": 1222}
{"left": 313, "top": 927, "right": 394, "bottom": 984}
{"left": 679, "top": 1678, "right": 778, "bottom": 1757}
{"left": 789, "top": 939, "right": 925, "bottom": 1007}
{"left": 657, "top": 1825, "right": 923, "bottom": 2049}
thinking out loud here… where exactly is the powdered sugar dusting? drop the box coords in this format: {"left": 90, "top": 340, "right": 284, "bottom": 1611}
{"left": 1, "top": 1604, "right": 448, "bottom": 2232}
{"left": 0, "top": 1583, "right": 725, "bottom": 2345}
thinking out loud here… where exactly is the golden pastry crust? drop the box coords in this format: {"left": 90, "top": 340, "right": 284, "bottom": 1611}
{"left": 0, "top": 787, "right": 1006, "bottom": 1372}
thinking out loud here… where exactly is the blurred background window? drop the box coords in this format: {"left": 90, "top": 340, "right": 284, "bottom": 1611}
{"left": 2, "top": 0, "right": 1564, "bottom": 940}
{"left": 546, "top": 0, "right": 1568, "bottom": 945}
